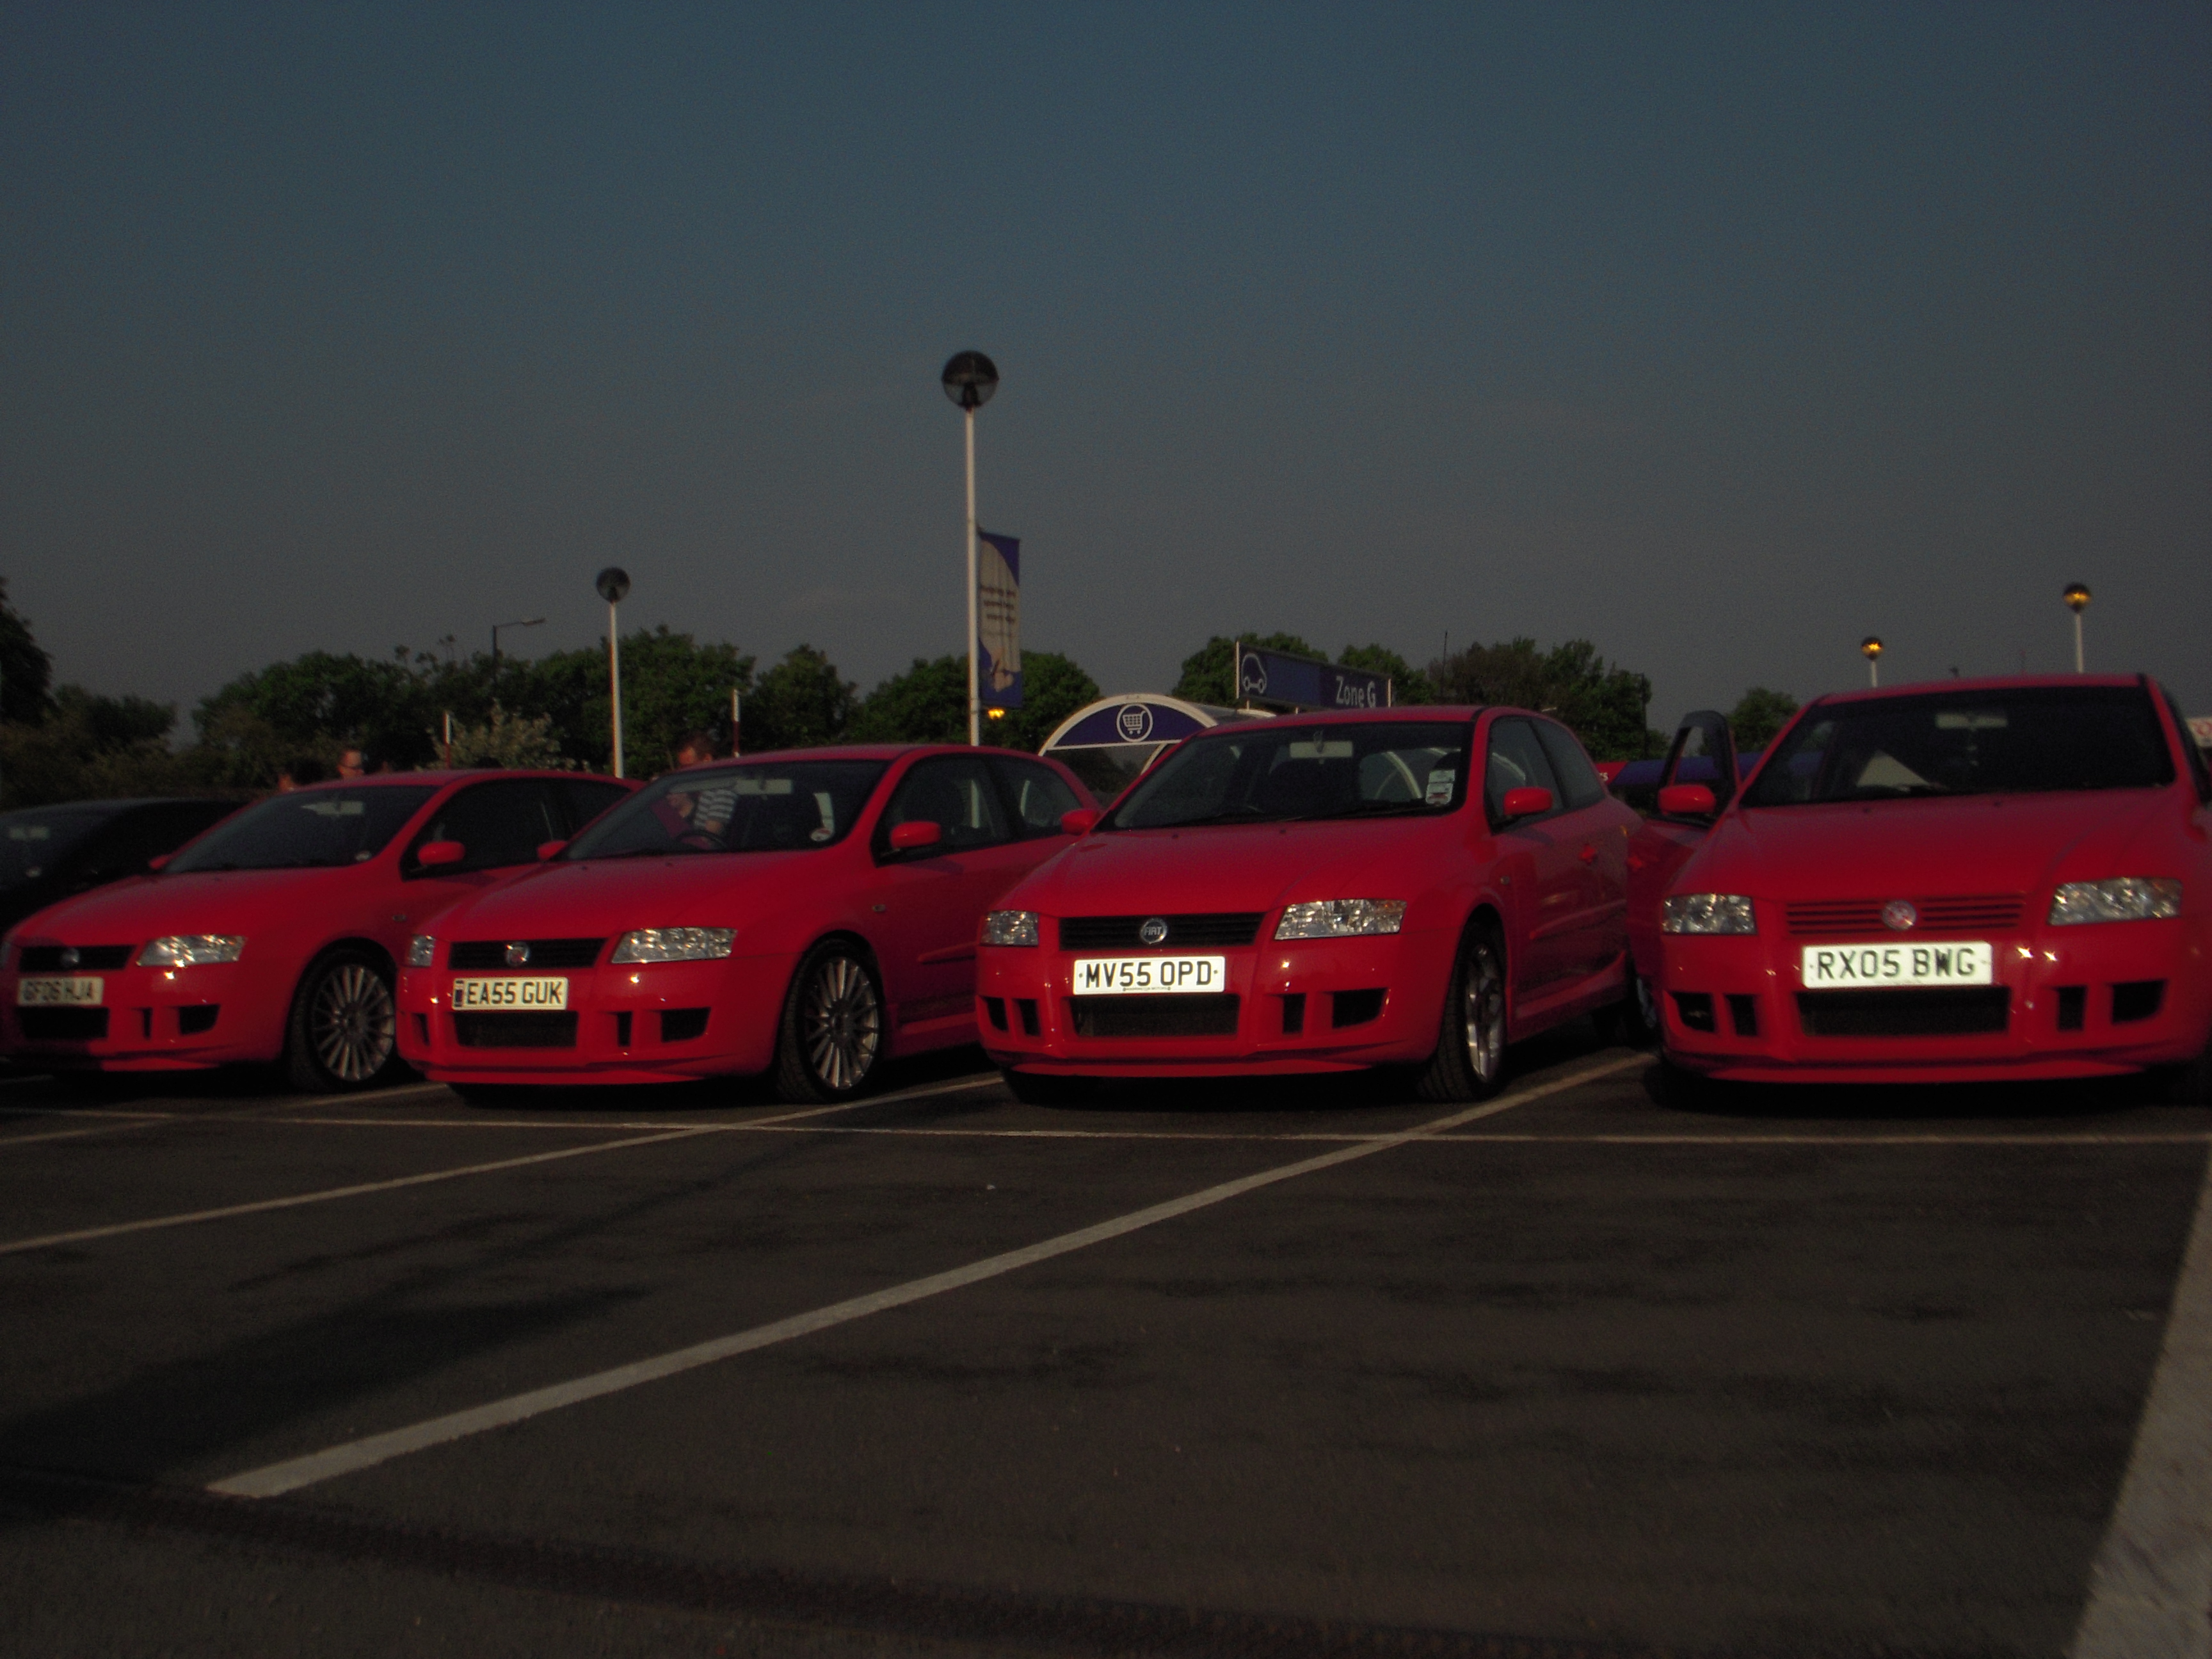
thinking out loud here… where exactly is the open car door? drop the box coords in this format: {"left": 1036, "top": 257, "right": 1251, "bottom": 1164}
{"left": 1625, "top": 710, "right": 1739, "bottom": 1028}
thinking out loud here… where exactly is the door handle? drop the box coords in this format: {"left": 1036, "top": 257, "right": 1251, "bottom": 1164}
{"left": 1578, "top": 845, "right": 1598, "bottom": 863}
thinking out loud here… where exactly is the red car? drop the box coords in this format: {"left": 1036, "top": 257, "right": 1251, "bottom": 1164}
{"left": 0, "top": 771, "right": 632, "bottom": 1090}
{"left": 393, "top": 746, "right": 1095, "bottom": 1100}
{"left": 1649, "top": 675, "right": 2212, "bottom": 1096}
{"left": 975, "top": 707, "right": 1641, "bottom": 1102}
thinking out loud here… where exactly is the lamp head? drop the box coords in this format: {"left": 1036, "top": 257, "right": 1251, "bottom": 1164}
{"left": 595, "top": 567, "right": 630, "bottom": 604}
{"left": 1860, "top": 636, "right": 1884, "bottom": 661}
{"left": 2063, "top": 582, "right": 2091, "bottom": 614}
{"left": 940, "top": 351, "right": 1000, "bottom": 411}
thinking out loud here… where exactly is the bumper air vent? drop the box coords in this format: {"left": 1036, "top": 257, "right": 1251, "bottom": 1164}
{"left": 453, "top": 1011, "right": 578, "bottom": 1048}
{"left": 1070, "top": 995, "right": 1241, "bottom": 1038}
{"left": 2112, "top": 981, "right": 2165, "bottom": 1025}
{"left": 17, "top": 1007, "right": 108, "bottom": 1042}
{"left": 1798, "top": 988, "right": 2010, "bottom": 1038}
{"left": 1672, "top": 993, "right": 1716, "bottom": 1034}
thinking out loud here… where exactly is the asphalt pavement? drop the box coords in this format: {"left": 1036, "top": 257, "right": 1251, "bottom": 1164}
{"left": 0, "top": 1030, "right": 2206, "bottom": 1658}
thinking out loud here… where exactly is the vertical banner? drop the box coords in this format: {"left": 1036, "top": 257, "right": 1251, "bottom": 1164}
{"left": 977, "top": 530, "right": 1022, "bottom": 710}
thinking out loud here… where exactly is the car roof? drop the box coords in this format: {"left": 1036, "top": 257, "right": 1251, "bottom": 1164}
{"left": 683, "top": 744, "right": 1052, "bottom": 765}
{"left": 1813, "top": 673, "right": 2145, "bottom": 707}
{"left": 287, "top": 769, "right": 625, "bottom": 789}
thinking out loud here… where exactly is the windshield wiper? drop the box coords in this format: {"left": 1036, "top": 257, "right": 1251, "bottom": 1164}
{"left": 1110, "top": 807, "right": 1290, "bottom": 831}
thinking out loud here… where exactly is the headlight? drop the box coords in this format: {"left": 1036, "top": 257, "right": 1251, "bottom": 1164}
{"left": 982, "top": 911, "right": 1039, "bottom": 947}
{"left": 2048, "top": 878, "right": 2183, "bottom": 926}
{"left": 1661, "top": 895, "right": 1757, "bottom": 935}
{"left": 1274, "top": 899, "right": 1407, "bottom": 940}
{"left": 609, "top": 927, "right": 736, "bottom": 964}
{"left": 406, "top": 935, "right": 437, "bottom": 968}
{"left": 136, "top": 935, "right": 245, "bottom": 966}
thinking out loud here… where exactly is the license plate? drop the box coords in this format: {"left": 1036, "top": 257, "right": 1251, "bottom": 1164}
{"left": 1071, "top": 956, "right": 1228, "bottom": 995}
{"left": 1799, "top": 942, "right": 1992, "bottom": 988}
{"left": 16, "top": 975, "right": 103, "bottom": 1007}
{"left": 450, "top": 976, "right": 570, "bottom": 1011}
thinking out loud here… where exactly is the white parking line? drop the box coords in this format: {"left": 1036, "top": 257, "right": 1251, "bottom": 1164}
{"left": 0, "top": 1075, "right": 1005, "bottom": 1256}
{"left": 0, "top": 1119, "right": 171, "bottom": 1150}
{"left": 2071, "top": 1146, "right": 2212, "bottom": 1659}
{"left": 207, "top": 1055, "right": 1642, "bottom": 1498}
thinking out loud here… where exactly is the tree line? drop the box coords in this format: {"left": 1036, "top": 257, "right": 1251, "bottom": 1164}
{"left": 0, "top": 579, "right": 1797, "bottom": 808}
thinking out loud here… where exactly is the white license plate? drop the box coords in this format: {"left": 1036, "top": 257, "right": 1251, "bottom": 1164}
{"left": 17, "top": 975, "right": 103, "bottom": 1007}
{"left": 1071, "top": 956, "right": 1228, "bottom": 995}
{"left": 1799, "top": 942, "right": 1993, "bottom": 988}
{"left": 451, "top": 976, "right": 570, "bottom": 1011}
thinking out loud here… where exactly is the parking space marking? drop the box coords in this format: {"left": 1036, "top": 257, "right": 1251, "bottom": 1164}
{"left": 2071, "top": 1145, "right": 2212, "bottom": 1659}
{"left": 0, "top": 1075, "right": 1004, "bottom": 1256}
{"left": 207, "top": 1054, "right": 1642, "bottom": 1498}
{"left": 0, "top": 1119, "right": 174, "bottom": 1149}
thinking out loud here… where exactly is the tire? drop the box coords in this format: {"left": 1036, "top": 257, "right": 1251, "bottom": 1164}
{"left": 284, "top": 948, "right": 400, "bottom": 1093}
{"left": 774, "top": 940, "right": 885, "bottom": 1103}
{"left": 1605, "top": 965, "right": 1662, "bottom": 1048}
{"left": 1415, "top": 922, "right": 1509, "bottom": 1103}
{"left": 1000, "top": 1066, "right": 1096, "bottom": 1107}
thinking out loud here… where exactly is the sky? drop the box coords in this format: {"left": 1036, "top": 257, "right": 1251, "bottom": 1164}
{"left": 3, "top": 3, "right": 2208, "bottom": 730}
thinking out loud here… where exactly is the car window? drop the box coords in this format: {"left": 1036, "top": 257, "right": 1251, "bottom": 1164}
{"left": 67, "top": 804, "right": 227, "bottom": 887}
{"left": 1486, "top": 718, "right": 1561, "bottom": 824}
{"left": 1533, "top": 721, "right": 1607, "bottom": 811}
{"left": 880, "top": 755, "right": 1011, "bottom": 851}
{"left": 168, "top": 787, "right": 439, "bottom": 872}
{"left": 1105, "top": 722, "right": 1471, "bottom": 830}
{"left": 0, "top": 808, "right": 112, "bottom": 890}
{"left": 555, "top": 778, "right": 632, "bottom": 835}
{"left": 565, "top": 760, "right": 888, "bottom": 859}
{"left": 989, "top": 757, "right": 1084, "bottom": 838}
{"left": 407, "top": 780, "right": 563, "bottom": 874}
{"left": 2158, "top": 684, "right": 2211, "bottom": 805}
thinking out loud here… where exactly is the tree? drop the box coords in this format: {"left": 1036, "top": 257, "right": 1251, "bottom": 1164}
{"left": 1000, "top": 651, "right": 1100, "bottom": 752}
{"left": 1727, "top": 687, "right": 1799, "bottom": 751}
{"left": 435, "top": 705, "right": 573, "bottom": 769}
{"left": 0, "top": 685, "right": 199, "bottom": 806}
{"left": 745, "top": 645, "right": 856, "bottom": 751}
{"left": 1171, "top": 633, "right": 1324, "bottom": 705}
{"left": 1429, "top": 637, "right": 1656, "bottom": 760}
{"left": 847, "top": 650, "right": 1100, "bottom": 752}
{"left": 0, "top": 578, "right": 54, "bottom": 725}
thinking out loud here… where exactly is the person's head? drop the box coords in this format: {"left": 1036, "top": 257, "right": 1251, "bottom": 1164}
{"left": 337, "top": 747, "right": 367, "bottom": 778}
{"left": 673, "top": 730, "right": 723, "bottom": 768}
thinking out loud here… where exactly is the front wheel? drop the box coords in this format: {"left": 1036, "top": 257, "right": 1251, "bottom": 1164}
{"left": 774, "top": 941, "right": 885, "bottom": 1103}
{"left": 1415, "top": 924, "right": 1509, "bottom": 1103}
{"left": 285, "top": 949, "right": 400, "bottom": 1093}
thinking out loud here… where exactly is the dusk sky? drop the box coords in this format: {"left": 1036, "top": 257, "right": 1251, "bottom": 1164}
{"left": 4, "top": 3, "right": 2207, "bottom": 728}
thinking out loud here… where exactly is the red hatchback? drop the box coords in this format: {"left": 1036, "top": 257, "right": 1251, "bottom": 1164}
{"left": 1653, "top": 675, "right": 2212, "bottom": 1094}
{"left": 975, "top": 707, "right": 1641, "bottom": 1102}
{"left": 394, "top": 746, "right": 1094, "bottom": 1100}
{"left": 0, "top": 771, "right": 632, "bottom": 1090}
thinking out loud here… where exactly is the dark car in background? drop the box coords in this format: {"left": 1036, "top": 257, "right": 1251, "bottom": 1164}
{"left": 0, "top": 797, "right": 244, "bottom": 936}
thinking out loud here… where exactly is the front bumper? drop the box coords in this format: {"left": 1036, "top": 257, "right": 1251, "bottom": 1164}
{"left": 396, "top": 953, "right": 796, "bottom": 1084}
{"left": 977, "top": 929, "right": 1457, "bottom": 1077}
{"left": 0, "top": 961, "right": 282, "bottom": 1071}
{"left": 1660, "top": 918, "right": 2210, "bottom": 1082}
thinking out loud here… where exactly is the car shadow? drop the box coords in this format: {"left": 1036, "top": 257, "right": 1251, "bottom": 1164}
{"left": 1639, "top": 1060, "right": 2179, "bottom": 1125}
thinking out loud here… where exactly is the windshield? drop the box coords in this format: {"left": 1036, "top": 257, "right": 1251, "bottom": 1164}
{"left": 564, "top": 759, "right": 889, "bottom": 859}
{"left": 166, "top": 787, "right": 438, "bottom": 872}
{"left": 0, "top": 808, "right": 110, "bottom": 890}
{"left": 1742, "top": 685, "right": 2176, "bottom": 806}
{"left": 1106, "top": 721, "right": 1473, "bottom": 830}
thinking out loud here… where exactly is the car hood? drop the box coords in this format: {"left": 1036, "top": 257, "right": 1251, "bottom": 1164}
{"left": 1009, "top": 817, "right": 1458, "bottom": 922}
{"left": 1685, "top": 790, "right": 2177, "bottom": 901}
{"left": 428, "top": 851, "right": 836, "bottom": 941}
{"left": 4, "top": 867, "right": 364, "bottom": 945}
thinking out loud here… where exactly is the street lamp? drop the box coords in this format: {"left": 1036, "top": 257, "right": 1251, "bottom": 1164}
{"left": 1861, "top": 636, "right": 1884, "bottom": 687}
{"left": 942, "top": 350, "right": 1000, "bottom": 746}
{"left": 2063, "top": 582, "right": 2091, "bottom": 673}
{"left": 595, "top": 568, "right": 630, "bottom": 776}
{"left": 490, "top": 616, "right": 545, "bottom": 703}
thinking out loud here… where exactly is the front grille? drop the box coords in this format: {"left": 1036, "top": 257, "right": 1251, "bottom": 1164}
{"left": 17, "top": 1007, "right": 108, "bottom": 1042}
{"left": 453, "top": 1011, "right": 578, "bottom": 1048}
{"left": 1798, "top": 988, "right": 2010, "bottom": 1037}
{"left": 449, "top": 938, "right": 604, "bottom": 971}
{"left": 1070, "top": 995, "right": 1241, "bottom": 1038}
{"left": 1058, "top": 913, "right": 1263, "bottom": 950}
{"left": 18, "top": 945, "right": 132, "bottom": 972}
{"left": 1786, "top": 896, "right": 2023, "bottom": 936}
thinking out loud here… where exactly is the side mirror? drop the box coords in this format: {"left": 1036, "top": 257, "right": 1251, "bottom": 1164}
{"left": 147, "top": 853, "right": 172, "bottom": 872}
{"left": 417, "top": 840, "right": 467, "bottom": 869}
{"left": 888, "top": 821, "right": 943, "bottom": 853}
{"left": 1658, "top": 783, "right": 1717, "bottom": 818}
{"left": 1500, "top": 786, "right": 1554, "bottom": 821}
{"left": 1059, "top": 807, "right": 1102, "bottom": 836}
{"left": 536, "top": 839, "right": 568, "bottom": 862}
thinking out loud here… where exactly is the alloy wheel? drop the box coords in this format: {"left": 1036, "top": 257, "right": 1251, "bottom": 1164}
{"left": 801, "top": 954, "right": 881, "bottom": 1093}
{"left": 310, "top": 962, "right": 395, "bottom": 1084}
{"left": 1463, "top": 938, "right": 1506, "bottom": 1084}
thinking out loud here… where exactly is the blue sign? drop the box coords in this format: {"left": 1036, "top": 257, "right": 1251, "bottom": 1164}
{"left": 978, "top": 531, "right": 1021, "bottom": 710}
{"left": 1052, "top": 699, "right": 1213, "bottom": 748}
{"left": 1235, "top": 645, "right": 1390, "bottom": 711}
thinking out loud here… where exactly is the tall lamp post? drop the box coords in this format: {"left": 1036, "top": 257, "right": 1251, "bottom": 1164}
{"left": 490, "top": 616, "right": 545, "bottom": 703}
{"left": 1861, "top": 636, "right": 1884, "bottom": 687}
{"left": 2063, "top": 582, "right": 2091, "bottom": 673}
{"left": 941, "top": 350, "right": 1000, "bottom": 746}
{"left": 596, "top": 568, "right": 630, "bottom": 776}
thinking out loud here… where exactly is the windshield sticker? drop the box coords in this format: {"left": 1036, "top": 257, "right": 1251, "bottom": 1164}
{"left": 811, "top": 791, "right": 836, "bottom": 842}
{"left": 302, "top": 801, "right": 366, "bottom": 817}
{"left": 1934, "top": 711, "right": 2008, "bottom": 730}
{"left": 1424, "top": 769, "right": 1456, "bottom": 805}
{"left": 7, "top": 826, "right": 50, "bottom": 841}
{"left": 1286, "top": 739, "right": 1354, "bottom": 760}
{"left": 733, "top": 777, "right": 796, "bottom": 796}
